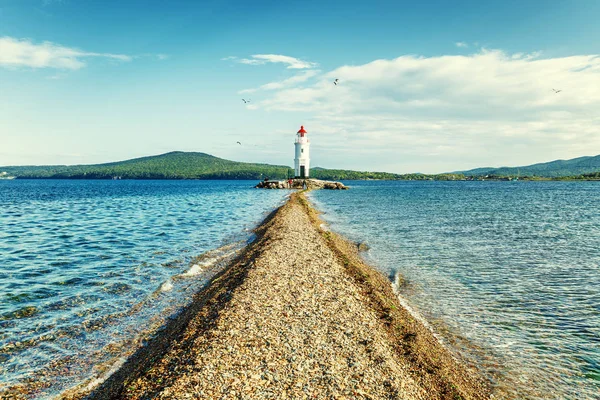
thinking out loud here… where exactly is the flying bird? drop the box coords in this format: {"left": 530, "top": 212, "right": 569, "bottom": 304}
{"left": 237, "top": 141, "right": 242, "bottom": 145}
{"left": 552, "top": 89, "right": 562, "bottom": 93}
{"left": 333, "top": 79, "right": 339, "bottom": 85}
{"left": 242, "top": 99, "right": 251, "bottom": 103}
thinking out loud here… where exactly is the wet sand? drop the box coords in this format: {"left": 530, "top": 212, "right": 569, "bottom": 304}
{"left": 67, "top": 192, "right": 489, "bottom": 399}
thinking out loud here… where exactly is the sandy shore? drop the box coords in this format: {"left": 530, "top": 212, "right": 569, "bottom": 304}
{"left": 67, "top": 192, "right": 489, "bottom": 399}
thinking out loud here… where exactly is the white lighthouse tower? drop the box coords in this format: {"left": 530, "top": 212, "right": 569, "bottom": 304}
{"left": 294, "top": 125, "right": 310, "bottom": 178}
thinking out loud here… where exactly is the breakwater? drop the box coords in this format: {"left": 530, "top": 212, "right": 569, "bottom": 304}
{"left": 68, "top": 192, "right": 487, "bottom": 399}
{"left": 255, "top": 178, "right": 348, "bottom": 190}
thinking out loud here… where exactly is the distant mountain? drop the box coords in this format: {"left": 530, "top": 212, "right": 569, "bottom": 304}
{"left": 3, "top": 151, "right": 599, "bottom": 181}
{"left": 456, "top": 155, "right": 600, "bottom": 178}
{"left": 0, "top": 151, "right": 416, "bottom": 181}
{"left": 1, "top": 152, "right": 293, "bottom": 180}
{"left": 1, "top": 152, "right": 467, "bottom": 181}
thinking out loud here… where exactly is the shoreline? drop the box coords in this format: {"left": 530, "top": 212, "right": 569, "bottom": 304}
{"left": 62, "top": 192, "right": 489, "bottom": 399}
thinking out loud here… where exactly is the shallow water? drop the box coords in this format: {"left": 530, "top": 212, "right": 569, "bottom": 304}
{"left": 0, "top": 180, "right": 287, "bottom": 398}
{"left": 311, "top": 181, "right": 600, "bottom": 399}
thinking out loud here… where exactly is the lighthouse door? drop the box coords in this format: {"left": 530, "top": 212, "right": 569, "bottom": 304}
{"left": 300, "top": 166, "right": 306, "bottom": 178}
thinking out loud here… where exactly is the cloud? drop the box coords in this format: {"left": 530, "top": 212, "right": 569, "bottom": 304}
{"left": 0, "top": 37, "right": 131, "bottom": 70}
{"left": 455, "top": 41, "right": 468, "bottom": 48}
{"left": 249, "top": 49, "right": 600, "bottom": 173}
{"left": 47, "top": 72, "right": 67, "bottom": 80}
{"left": 138, "top": 53, "right": 169, "bottom": 61}
{"left": 260, "top": 70, "right": 320, "bottom": 89}
{"left": 226, "top": 54, "right": 317, "bottom": 69}
{"left": 239, "top": 70, "right": 320, "bottom": 94}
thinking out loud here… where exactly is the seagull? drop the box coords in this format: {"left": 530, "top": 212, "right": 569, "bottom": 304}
{"left": 333, "top": 79, "right": 339, "bottom": 85}
{"left": 237, "top": 141, "right": 242, "bottom": 145}
{"left": 552, "top": 88, "right": 562, "bottom": 93}
{"left": 242, "top": 99, "right": 251, "bottom": 103}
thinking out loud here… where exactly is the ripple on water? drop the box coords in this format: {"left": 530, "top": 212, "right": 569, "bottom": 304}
{"left": 102, "top": 283, "right": 132, "bottom": 295}
{"left": 1, "top": 306, "right": 41, "bottom": 320}
{"left": 311, "top": 181, "right": 600, "bottom": 399}
{"left": 0, "top": 180, "right": 287, "bottom": 398}
{"left": 4, "top": 292, "right": 34, "bottom": 304}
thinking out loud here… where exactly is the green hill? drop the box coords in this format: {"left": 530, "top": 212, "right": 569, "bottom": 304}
{"left": 457, "top": 155, "right": 600, "bottom": 178}
{"left": 3, "top": 151, "right": 600, "bottom": 180}
{"left": 0, "top": 152, "right": 293, "bottom": 180}
{"left": 1, "top": 152, "right": 471, "bottom": 181}
{"left": 310, "top": 167, "right": 462, "bottom": 181}
{"left": 1, "top": 152, "right": 460, "bottom": 181}
{"left": 2, "top": 152, "right": 420, "bottom": 181}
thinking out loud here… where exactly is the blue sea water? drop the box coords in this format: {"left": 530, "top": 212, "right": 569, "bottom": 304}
{"left": 310, "top": 181, "right": 600, "bottom": 399}
{"left": 0, "top": 180, "right": 287, "bottom": 398}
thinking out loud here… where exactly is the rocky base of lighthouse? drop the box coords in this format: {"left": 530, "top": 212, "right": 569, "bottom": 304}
{"left": 255, "top": 178, "right": 348, "bottom": 190}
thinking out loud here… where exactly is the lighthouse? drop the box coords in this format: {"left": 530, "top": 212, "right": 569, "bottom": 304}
{"left": 294, "top": 125, "right": 310, "bottom": 178}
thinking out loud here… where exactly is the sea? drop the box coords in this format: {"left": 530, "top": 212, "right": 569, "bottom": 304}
{"left": 1, "top": 180, "right": 599, "bottom": 399}
{"left": 0, "top": 180, "right": 287, "bottom": 398}
{"left": 310, "top": 180, "right": 600, "bottom": 400}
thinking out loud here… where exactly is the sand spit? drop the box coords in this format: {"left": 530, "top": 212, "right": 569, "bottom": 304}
{"left": 67, "top": 193, "right": 489, "bottom": 400}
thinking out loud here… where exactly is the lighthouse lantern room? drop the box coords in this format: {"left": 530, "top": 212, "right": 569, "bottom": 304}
{"left": 294, "top": 125, "right": 310, "bottom": 178}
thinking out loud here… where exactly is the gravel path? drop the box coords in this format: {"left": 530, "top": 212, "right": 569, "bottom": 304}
{"left": 83, "top": 193, "right": 488, "bottom": 400}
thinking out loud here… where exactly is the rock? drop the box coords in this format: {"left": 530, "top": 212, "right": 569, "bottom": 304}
{"left": 357, "top": 243, "right": 370, "bottom": 252}
{"left": 321, "top": 181, "right": 348, "bottom": 190}
{"left": 255, "top": 179, "right": 348, "bottom": 190}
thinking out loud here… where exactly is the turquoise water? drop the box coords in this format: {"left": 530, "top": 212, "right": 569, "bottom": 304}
{"left": 311, "top": 181, "right": 600, "bottom": 400}
{"left": 0, "top": 180, "right": 287, "bottom": 398}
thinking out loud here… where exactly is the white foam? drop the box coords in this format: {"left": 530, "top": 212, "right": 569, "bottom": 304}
{"left": 84, "top": 356, "right": 127, "bottom": 392}
{"left": 160, "top": 280, "right": 173, "bottom": 292}
{"left": 181, "top": 264, "right": 204, "bottom": 277}
{"left": 391, "top": 273, "right": 433, "bottom": 332}
{"left": 221, "top": 249, "right": 238, "bottom": 259}
{"left": 199, "top": 257, "right": 219, "bottom": 267}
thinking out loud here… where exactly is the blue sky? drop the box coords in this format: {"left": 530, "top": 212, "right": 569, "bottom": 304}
{"left": 1, "top": 0, "right": 600, "bottom": 173}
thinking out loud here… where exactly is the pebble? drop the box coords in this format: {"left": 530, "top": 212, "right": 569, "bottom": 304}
{"left": 80, "top": 193, "right": 487, "bottom": 400}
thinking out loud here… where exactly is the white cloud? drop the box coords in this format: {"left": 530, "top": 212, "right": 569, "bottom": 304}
{"left": 455, "top": 41, "right": 468, "bottom": 48}
{"left": 237, "top": 58, "right": 264, "bottom": 66}
{"left": 249, "top": 49, "right": 600, "bottom": 173}
{"left": 228, "top": 54, "right": 317, "bottom": 69}
{"left": 239, "top": 70, "right": 320, "bottom": 94}
{"left": 46, "top": 72, "right": 67, "bottom": 80}
{"left": 0, "top": 37, "right": 131, "bottom": 70}
{"left": 261, "top": 70, "right": 320, "bottom": 89}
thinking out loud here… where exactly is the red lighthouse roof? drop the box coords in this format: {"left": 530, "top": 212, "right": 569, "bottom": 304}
{"left": 297, "top": 125, "right": 307, "bottom": 137}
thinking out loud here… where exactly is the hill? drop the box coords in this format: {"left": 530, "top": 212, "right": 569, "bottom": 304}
{"left": 457, "top": 155, "right": 600, "bottom": 178}
{"left": 3, "top": 152, "right": 600, "bottom": 180}
{"left": 1, "top": 152, "right": 467, "bottom": 181}
{"left": 0, "top": 152, "right": 293, "bottom": 180}
{"left": 1, "top": 152, "right": 424, "bottom": 181}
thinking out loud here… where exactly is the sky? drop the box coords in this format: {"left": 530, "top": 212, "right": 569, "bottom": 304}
{"left": 1, "top": 0, "right": 600, "bottom": 173}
